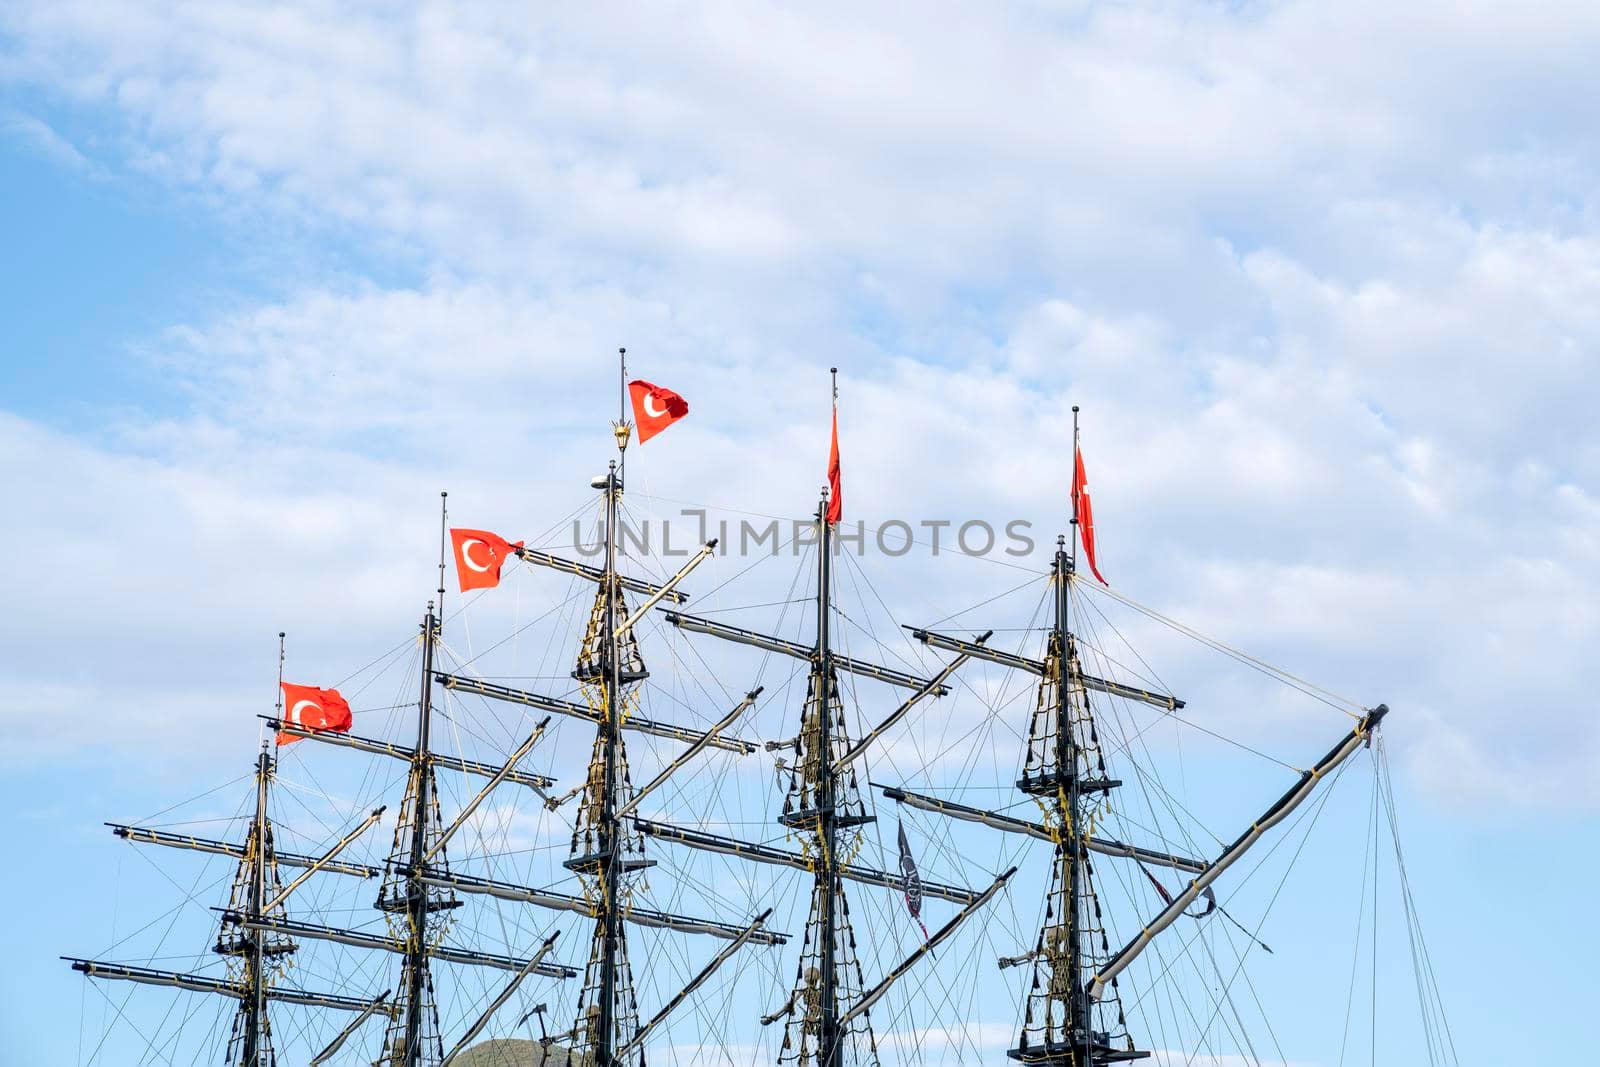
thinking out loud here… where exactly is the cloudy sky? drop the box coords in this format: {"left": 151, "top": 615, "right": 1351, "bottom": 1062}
{"left": 2, "top": 2, "right": 1596, "bottom": 1063}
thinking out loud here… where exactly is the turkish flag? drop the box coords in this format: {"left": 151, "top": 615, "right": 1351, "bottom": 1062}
{"left": 450, "top": 528, "right": 523, "bottom": 592}
{"left": 825, "top": 409, "right": 843, "bottom": 525}
{"left": 628, "top": 379, "right": 689, "bottom": 443}
{"left": 278, "top": 683, "right": 353, "bottom": 745}
{"left": 1071, "top": 446, "right": 1108, "bottom": 585}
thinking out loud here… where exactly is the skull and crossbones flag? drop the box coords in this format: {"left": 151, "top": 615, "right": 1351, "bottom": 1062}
{"left": 897, "top": 819, "right": 931, "bottom": 943}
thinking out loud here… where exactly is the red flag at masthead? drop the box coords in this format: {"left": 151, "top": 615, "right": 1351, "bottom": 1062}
{"left": 628, "top": 379, "right": 689, "bottom": 443}
{"left": 450, "top": 528, "right": 523, "bottom": 592}
{"left": 1072, "top": 445, "right": 1108, "bottom": 585}
{"left": 277, "top": 683, "right": 353, "bottom": 745}
{"left": 825, "top": 369, "right": 842, "bottom": 524}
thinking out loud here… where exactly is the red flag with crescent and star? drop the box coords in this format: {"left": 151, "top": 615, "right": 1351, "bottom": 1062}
{"left": 450, "top": 528, "right": 524, "bottom": 592}
{"left": 1072, "top": 445, "right": 1108, "bottom": 585}
{"left": 628, "top": 379, "right": 689, "bottom": 443}
{"left": 277, "top": 683, "right": 353, "bottom": 745}
{"left": 825, "top": 409, "right": 843, "bottom": 525}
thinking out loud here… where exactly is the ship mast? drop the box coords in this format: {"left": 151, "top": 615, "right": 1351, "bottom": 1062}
{"left": 815, "top": 491, "right": 843, "bottom": 1061}
{"left": 219, "top": 635, "right": 299, "bottom": 1066}
{"left": 217, "top": 740, "right": 292, "bottom": 1066}
{"left": 1006, "top": 403, "right": 1141, "bottom": 1064}
{"left": 1060, "top": 406, "right": 1091, "bottom": 1062}
{"left": 235, "top": 641, "right": 283, "bottom": 1065}
{"left": 633, "top": 371, "right": 1007, "bottom": 1064}
{"left": 879, "top": 407, "right": 1395, "bottom": 1064}
{"left": 598, "top": 456, "right": 625, "bottom": 1063}
{"left": 68, "top": 634, "right": 403, "bottom": 1065}
{"left": 379, "top": 495, "right": 463, "bottom": 1066}
{"left": 774, "top": 370, "right": 882, "bottom": 1067}
{"left": 241, "top": 744, "right": 273, "bottom": 1065}
{"left": 567, "top": 381, "right": 651, "bottom": 1064}
{"left": 819, "top": 370, "right": 843, "bottom": 1062}
{"left": 402, "top": 600, "right": 442, "bottom": 1063}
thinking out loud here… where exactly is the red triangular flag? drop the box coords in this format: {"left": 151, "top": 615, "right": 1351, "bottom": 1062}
{"left": 1072, "top": 446, "right": 1108, "bottom": 585}
{"left": 278, "top": 683, "right": 353, "bottom": 745}
{"left": 450, "top": 528, "right": 523, "bottom": 592}
{"left": 628, "top": 379, "right": 689, "bottom": 443}
{"left": 825, "top": 409, "right": 843, "bottom": 525}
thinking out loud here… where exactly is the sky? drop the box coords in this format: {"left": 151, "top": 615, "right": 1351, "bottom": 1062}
{"left": 2, "top": 2, "right": 1597, "bottom": 1064}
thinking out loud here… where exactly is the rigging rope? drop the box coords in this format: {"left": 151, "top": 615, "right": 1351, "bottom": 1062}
{"left": 1080, "top": 579, "right": 1365, "bottom": 719}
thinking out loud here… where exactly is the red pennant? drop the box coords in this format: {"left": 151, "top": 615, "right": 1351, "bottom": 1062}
{"left": 277, "top": 683, "right": 353, "bottom": 745}
{"left": 1072, "top": 446, "right": 1108, "bottom": 585}
{"left": 450, "top": 528, "right": 523, "bottom": 592}
{"left": 825, "top": 409, "right": 843, "bottom": 525}
{"left": 628, "top": 379, "right": 689, "bottom": 443}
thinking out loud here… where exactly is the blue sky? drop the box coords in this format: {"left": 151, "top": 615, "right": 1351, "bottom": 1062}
{"left": 3, "top": 3, "right": 1598, "bottom": 1064}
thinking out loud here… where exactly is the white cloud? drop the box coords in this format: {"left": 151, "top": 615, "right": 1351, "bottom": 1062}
{"left": 5, "top": 1, "right": 1594, "bottom": 287}
{"left": 0, "top": 4, "right": 1596, "bottom": 824}
{"left": 1, "top": 107, "right": 94, "bottom": 172}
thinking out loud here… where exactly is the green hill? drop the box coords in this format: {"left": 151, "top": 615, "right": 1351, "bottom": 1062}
{"left": 450, "top": 1039, "right": 577, "bottom": 1066}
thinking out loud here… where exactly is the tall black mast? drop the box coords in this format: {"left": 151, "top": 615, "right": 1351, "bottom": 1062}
{"left": 217, "top": 637, "right": 298, "bottom": 1067}
{"left": 892, "top": 407, "right": 1377, "bottom": 1062}
{"left": 772, "top": 369, "right": 881, "bottom": 1067}
{"left": 378, "top": 493, "right": 464, "bottom": 1067}
{"left": 1055, "top": 537, "right": 1090, "bottom": 1063}
{"left": 815, "top": 495, "right": 841, "bottom": 1062}
{"left": 1008, "top": 405, "right": 1144, "bottom": 1064}
{"left": 216, "top": 735, "right": 299, "bottom": 1066}
{"left": 1062, "top": 404, "right": 1089, "bottom": 1061}
{"left": 241, "top": 743, "right": 272, "bottom": 1065}
{"left": 238, "top": 643, "right": 280, "bottom": 1067}
{"left": 569, "top": 407, "right": 651, "bottom": 1062}
{"left": 400, "top": 601, "right": 438, "bottom": 1065}
{"left": 597, "top": 459, "right": 623, "bottom": 1065}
